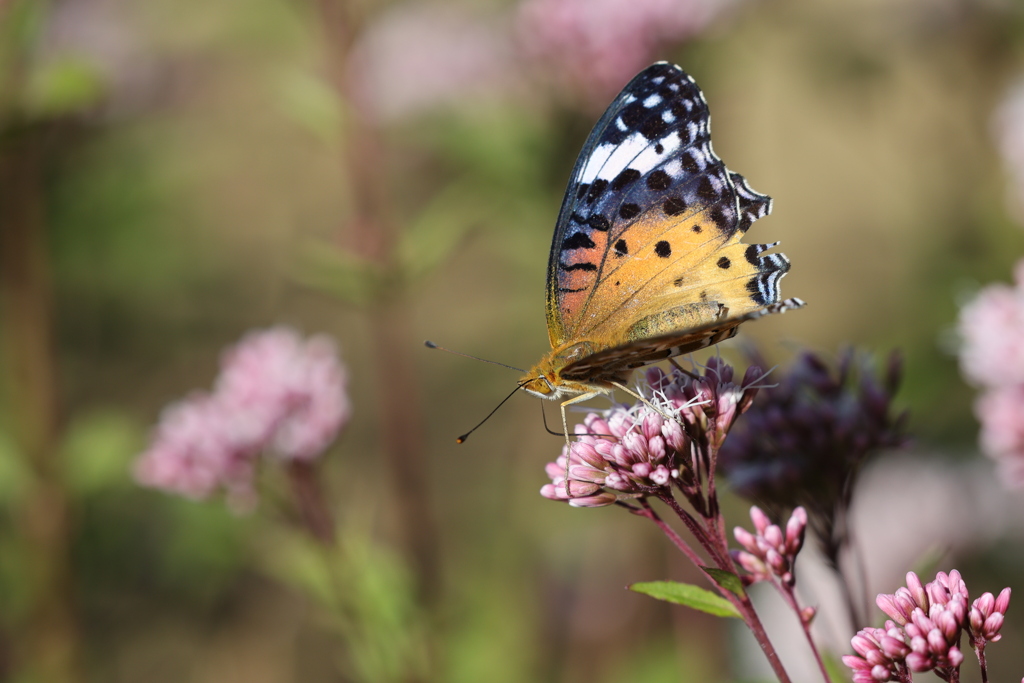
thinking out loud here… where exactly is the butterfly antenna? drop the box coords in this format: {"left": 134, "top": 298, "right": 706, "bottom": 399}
{"left": 424, "top": 341, "right": 526, "bottom": 373}
{"left": 456, "top": 381, "right": 528, "bottom": 444}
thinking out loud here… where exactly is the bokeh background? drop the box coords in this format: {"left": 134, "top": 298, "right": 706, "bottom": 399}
{"left": 3, "top": 0, "right": 1024, "bottom": 681}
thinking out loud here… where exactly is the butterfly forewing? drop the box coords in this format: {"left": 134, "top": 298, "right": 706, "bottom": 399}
{"left": 544, "top": 63, "right": 795, "bottom": 369}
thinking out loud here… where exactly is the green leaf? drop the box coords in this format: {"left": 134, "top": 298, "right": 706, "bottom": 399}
{"left": 700, "top": 566, "right": 746, "bottom": 598}
{"left": 629, "top": 580, "right": 741, "bottom": 618}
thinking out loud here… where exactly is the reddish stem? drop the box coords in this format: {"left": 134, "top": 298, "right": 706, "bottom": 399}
{"left": 314, "top": 0, "right": 441, "bottom": 605}
{"left": 777, "top": 582, "right": 830, "bottom": 682}
{"left": 0, "top": 131, "right": 81, "bottom": 683}
{"left": 286, "top": 460, "right": 336, "bottom": 545}
{"left": 633, "top": 499, "right": 793, "bottom": 683}
{"left": 975, "top": 642, "right": 988, "bottom": 683}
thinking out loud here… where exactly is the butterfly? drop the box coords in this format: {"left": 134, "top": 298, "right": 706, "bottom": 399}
{"left": 519, "top": 62, "right": 804, "bottom": 420}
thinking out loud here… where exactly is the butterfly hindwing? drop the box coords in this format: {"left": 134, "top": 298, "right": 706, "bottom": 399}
{"left": 544, "top": 63, "right": 795, "bottom": 365}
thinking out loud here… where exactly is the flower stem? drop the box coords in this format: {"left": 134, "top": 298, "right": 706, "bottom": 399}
{"left": 314, "top": 0, "right": 441, "bottom": 606}
{"left": 635, "top": 500, "right": 793, "bottom": 683}
{"left": 779, "top": 583, "right": 831, "bottom": 682}
{"left": 658, "top": 493, "right": 732, "bottom": 568}
{"left": 0, "top": 130, "right": 81, "bottom": 683}
{"left": 631, "top": 499, "right": 704, "bottom": 567}
{"left": 975, "top": 642, "right": 988, "bottom": 683}
{"left": 286, "top": 460, "right": 336, "bottom": 545}
{"left": 731, "top": 593, "right": 794, "bottom": 683}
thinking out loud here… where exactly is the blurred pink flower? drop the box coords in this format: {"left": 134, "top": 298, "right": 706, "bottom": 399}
{"left": 974, "top": 386, "right": 1024, "bottom": 485}
{"left": 216, "top": 328, "right": 351, "bottom": 461}
{"left": 516, "top": 0, "right": 739, "bottom": 107}
{"left": 347, "top": 3, "right": 523, "bottom": 122}
{"left": 957, "top": 259, "right": 1024, "bottom": 388}
{"left": 133, "top": 393, "right": 254, "bottom": 501}
{"left": 134, "top": 327, "right": 350, "bottom": 503}
{"left": 956, "top": 260, "right": 1024, "bottom": 482}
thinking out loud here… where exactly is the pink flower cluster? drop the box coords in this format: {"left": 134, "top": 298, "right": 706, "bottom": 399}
{"left": 541, "top": 359, "right": 765, "bottom": 507}
{"left": 843, "top": 571, "right": 1010, "bottom": 683}
{"left": 732, "top": 506, "right": 807, "bottom": 588}
{"left": 958, "top": 259, "right": 1024, "bottom": 484}
{"left": 540, "top": 404, "right": 686, "bottom": 507}
{"left": 134, "top": 327, "right": 350, "bottom": 503}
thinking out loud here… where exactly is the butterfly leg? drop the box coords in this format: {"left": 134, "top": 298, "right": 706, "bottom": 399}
{"left": 558, "top": 391, "right": 603, "bottom": 497}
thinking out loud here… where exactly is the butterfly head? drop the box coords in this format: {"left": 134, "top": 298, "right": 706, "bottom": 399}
{"left": 520, "top": 342, "right": 610, "bottom": 400}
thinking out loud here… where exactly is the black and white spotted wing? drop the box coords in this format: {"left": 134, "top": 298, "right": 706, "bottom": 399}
{"left": 544, "top": 62, "right": 776, "bottom": 349}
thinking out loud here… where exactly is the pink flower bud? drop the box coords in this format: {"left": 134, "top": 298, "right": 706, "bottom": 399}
{"left": 974, "top": 591, "right": 995, "bottom": 616}
{"left": 604, "top": 472, "right": 630, "bottom": 490}
{"left": 927, "top": 580, "right": 951, "bottom": 607}
{"left": 750, "top": 505, "right": 771, "bottom": 534}
{"left": 650, "top": 464, "right": 671, "bottom": 485}
{"left": 906, "top": 572, "right": 929, "bottom": 612}
{"left": 631, "top": 462, "right": 652, "bottom": 478}
{"left": 996, "top": 587, "right": 1011, "bottom": 614}
{"left": 870, "top": 664, "right": 891, "bottom": 681}
{"left": 926, "top": 628, "right": 946, "bottom": 653}
{"left": 568, "top": 493, "right": 618, "bottom": 508}
{"left": 734, "top": 551, "right": 769, "bottom": 580}
{"left": 734, "top": 526, "right": 757, "bottom": 553}
{"left": 850, "top": 634, "right": 877, "bottom": 657}
{"left": 766, "top": 548, "right": 787, "bottom": 575}
{"left": 540, "top": 483, "right": 566, "bottom": 500}
{"left": 935, "top": 610, "right": 960, "bottom": 640}
{"left": 785, "top": 506, "right": 807, "bottom": 553}
{"left": 946, "top": 570, "right": 968, "bottom": 596}
{"left": 764, "top": 524, "right": 784, "bottom": 550}
{"left": 905, "top": 651, "right": 930, "bottom": 673}
{"left": 571, "top": 441, "right": 605, "bottom": 469}
{"left": 661, "top": 419, "right": 687, "bottom": 451}
{"left": 877, "top": 594, "right": 910, "bottom": 625}
{"left": 879, "top": 635, "right": 908, "bottom": 658}
{"left": 983, "top": 613, "right": 1004, "bottom": 641}
{"left": 641, "top": 413, "right": 663, "bottom": 440}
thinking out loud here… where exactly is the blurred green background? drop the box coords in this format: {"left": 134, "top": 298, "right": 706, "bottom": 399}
{"left": 2, "top": 0, "right": 1024, "bottom": 681}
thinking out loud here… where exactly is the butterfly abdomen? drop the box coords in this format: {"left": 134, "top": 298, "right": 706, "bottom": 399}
{"left": 626, "top": 302, "right": 725, "bottom": 341}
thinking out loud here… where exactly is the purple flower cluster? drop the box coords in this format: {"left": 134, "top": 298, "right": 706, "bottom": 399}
{"left": 844, "top": 571, "right": 1010, "bottom": 683}
{"left": 541, "top": 358, "right": 765, "bottom": 507}
{"left": 958, "top": 259, "right": 1024, "bottom": 484}
{"left": 732, "top": 506, "right": 807, "bottom": 588}
{"left": 134, "top": 327, "right": 350, "bottom": 504}
{"left": 718, "top": 349, "right": 906, "bottom": 557}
